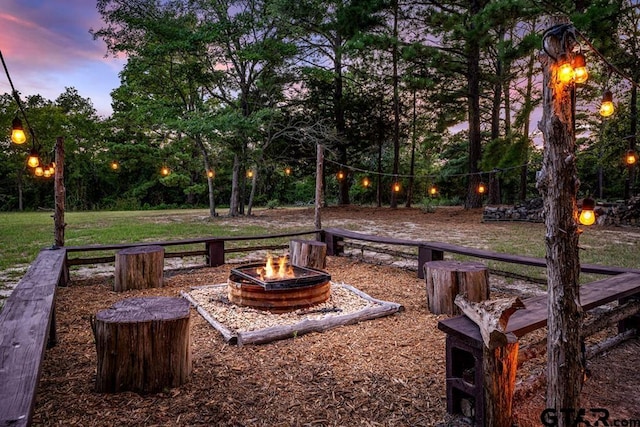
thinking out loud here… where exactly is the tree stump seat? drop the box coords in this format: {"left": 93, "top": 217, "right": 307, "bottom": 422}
{"left": 114, "top": 245, "right": 164, "bottom": 292}
{"left": 423, "top": 260, "right": 489, "bottom": 315}
{"left": 93, "top": 296, "right": 192, "bottom": 393}
{"left": 289, "top": 239, "right": 327, "bottom": 269}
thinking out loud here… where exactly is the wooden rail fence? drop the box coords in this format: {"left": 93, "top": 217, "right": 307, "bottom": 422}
{"left": 2, "top": 227, "right": 640, "bottom": 426}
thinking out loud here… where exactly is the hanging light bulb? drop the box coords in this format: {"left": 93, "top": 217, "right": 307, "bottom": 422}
{"left": 45, "top": 163, "right": 55, "bottom": 177}
{"left": 110, "top": 160, "right": 119, "bottom": 170}
{"left": 600, "top": 91, "right": 615, "bottom": 117}
{"left": 362, "top": 177, "right": 370, "bottom": 187}
{"left": 579, "top": 197, "right": 596, "bottom": 226}
{"left": 393, "top": 182, "right": 401, "bottom": 193}
{"left": 625, "top": 149, "right": 638, "bottom": 166}
{"left": 477, "top": 182, "right": 487, "bottom": 194}
{"left": 337, "top": 170, "right": 345, "bottom": 180}
{"left": 284, "top": 167, "right": 291, "bottom": 176}
{"left": 27, "top": 148, "right": 40, "bottom": 168}
{"left": 207, "top": 169, "right": 215, "bottom": 178}
{"left": 572, "top": 53, "right": 588, "bottom": 84}
{"left": 161, "top": 166, "right": 170, "bottom": 176}
{"left": 34, "top": 166, "right": 44, "bottom": 177}
{"left": 429, "top": 185, "right": 438, "bottom": 197}
{"left": 11, "top": 117, "right": 27, "bottom": 144}
{"left": 557, "top": 54, "right": 574, "bottom": 84}
{"left": 43, "top": 164, "right": 53, "bottom": 178}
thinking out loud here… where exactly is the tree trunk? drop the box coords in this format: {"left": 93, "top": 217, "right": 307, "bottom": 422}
{"left": 247, "top": 167, "right": 257, "bottom": 216}
{"left": 114, "top": 245, "right": 164, "bottom": 292}
{"left": 229, "top": 154, "right": 241, "bottom": 216}
{"left": 406, "top": 88, "right": 417, "bottom": 208}
{"left": 93, "top": 296, "right": 191, "bottom": 393}
{"left": 315, "top": 143, "right": 324, "bottom": 232}
{"left": 195, "top": 134, "right": 216, "bottom": 217}
{"left": 538, "top": 20, "right": 584, "bottom": 423}
{"left": 465, "top": 0, "right": 484, "bottom": 210}
{"left": 390, "top": 0, "right": 400, "bottom": 209}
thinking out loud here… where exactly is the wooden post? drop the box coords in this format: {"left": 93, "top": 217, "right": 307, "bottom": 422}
{"left": 424, "top": 260, "right": 489, "bottom": 315}
{"left": 538, "top": 19, "right": 584, "bottom": 419}
{"left": 114, "top": 245, "right": 164, "bottom": 291}
{"left": 54, "top": 136, "right": 65, "bottom": 248}
{"left": 93, "top": 297, "right": 191, "bottom": 393}
{"left": 206, "top": 240, "right": 225, "bottom": 267}
{"left": 417, "top": 245, "right": 444, "bottom": 279}
{"left": 455, "top": 295, "right": 524, "bottom": 427}
{"left": 289, "top": 239, "right": 327, "bottom": 269}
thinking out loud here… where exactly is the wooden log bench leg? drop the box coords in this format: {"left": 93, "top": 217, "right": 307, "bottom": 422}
{"left": 445, "top": 333, "right": 485, "bottom": 422}
{"left": 92, "top": 296, "right": 192, "bottom": 393}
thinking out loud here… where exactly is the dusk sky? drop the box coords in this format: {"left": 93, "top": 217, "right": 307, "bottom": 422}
{"left": 1, "top": 0, "right": 124, "bottom": 118}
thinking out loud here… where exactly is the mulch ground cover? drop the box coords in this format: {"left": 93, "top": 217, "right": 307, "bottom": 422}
{"left": 30, "top": 206, "right": 640, "bottom": 426}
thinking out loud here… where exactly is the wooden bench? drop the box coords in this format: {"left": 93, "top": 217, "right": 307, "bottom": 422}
{"left": 0, "top": 248, "right": 66, "bottom": 426}
{"left": 437, "top": 272, "right": 640, "bottom": 424}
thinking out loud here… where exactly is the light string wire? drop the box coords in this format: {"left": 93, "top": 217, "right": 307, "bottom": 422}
{"left": 0, "top": 49, "right": 39, "bottom": 148}
{"left": 319, "top": 143, "right": 541, "bottom": 181}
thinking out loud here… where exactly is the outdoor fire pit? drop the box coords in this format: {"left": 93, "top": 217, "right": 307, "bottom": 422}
{"left": 228, "top": 256, "right": 331, "bottom": 313}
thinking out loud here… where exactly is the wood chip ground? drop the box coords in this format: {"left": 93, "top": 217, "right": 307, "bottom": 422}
{"left": 31, "top": 206, "right": 640, "bottom": 426}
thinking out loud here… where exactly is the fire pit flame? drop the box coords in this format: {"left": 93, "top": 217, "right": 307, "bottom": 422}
{"left": 257, "top": 255, "right": 294, "bottom": 281}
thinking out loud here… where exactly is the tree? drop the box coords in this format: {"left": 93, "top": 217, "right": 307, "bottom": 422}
{"left": 272, "top": 0, "right": 388, "bottom": 205}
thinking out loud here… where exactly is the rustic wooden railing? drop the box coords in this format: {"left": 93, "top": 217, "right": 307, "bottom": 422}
{"left": 2, "top": 226, "right": 640, "bottom": 426}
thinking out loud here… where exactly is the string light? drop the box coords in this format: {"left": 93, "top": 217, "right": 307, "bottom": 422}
{"left": 572, "top": 53, "right": 588, "bottom": 84}
{"left": 27, "top": 148, "right": 40, "bottom": 168}
{"left": 625, "top": 149, "right": 638, "bottom": 166}
{"left": 110, "top": 160, "right": 119, "bottom": 170}
{"left": 336, "top": 170, "right": 345, "bottom": 180}
{"left": 11, "top": 117, "right": 26, "bottom": 144}
{"left": 578, "top": 197, "right": 596, "bottom": 226}
{"left": 284, "top": 167, "right": 291, "bottom": 176}
{"left": 477, "top": 182, "right": 487, "bottom": 194}
{"left": 429, "top": 185, "right": 438, "bottom": 197}
{"left": 599, "top": 90, "right": 615, "bottom": 117}
{"left": 161, "top": 166, "right": 170, "bottom": 176}
{"left": 362, "top": 177, "right": 370, "bottom": 187}
{"left": 557, "top": 54, "right": 574, "bottom": 84}
{"left": 246, "top": 170, "right": 254, "bottom": 178}
{"left": 34, "top": 166, "right": 44, "bottom": 177}
{"left": 207, "top": 169, "right": 215, "bottom": 178}
{"left": 393, "top": 182, "right": 401, "bottom": 193}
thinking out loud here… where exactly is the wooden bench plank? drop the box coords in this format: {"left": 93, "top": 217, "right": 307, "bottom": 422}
{"left": 438, "top": 272, "right": 640, "bottom": 341}
{"left": 0, "top": 248, "right": 65, "bottom": 427}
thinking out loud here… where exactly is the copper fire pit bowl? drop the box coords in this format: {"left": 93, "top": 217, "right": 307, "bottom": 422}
{"left": 228, "top": 263, "right": 332, "bottom": 313}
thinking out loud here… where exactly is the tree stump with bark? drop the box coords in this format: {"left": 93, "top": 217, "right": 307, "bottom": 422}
{"left": 424, "top": 260, "right": 489, "bottom": 315}
{"left": 93, "top": 296, "right": 192, "bottom": 393}
{"left": 114, "top": 245, "right": 164, "bottom": 292}
{"left": 289, "top": 239, "right": 327, "bottom": 270}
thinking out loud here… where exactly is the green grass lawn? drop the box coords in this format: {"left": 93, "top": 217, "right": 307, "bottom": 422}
{"left": 1, "top": 207, "right": 638, "bottom": 296}
{"left": 0, "top": 209, "right": 278, "bottom": 271}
